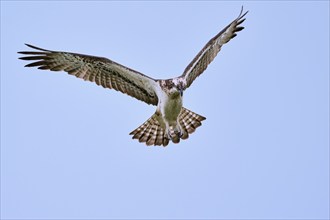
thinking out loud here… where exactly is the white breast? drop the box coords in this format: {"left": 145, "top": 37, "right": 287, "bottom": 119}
{"left": 155, "top": 82, "right": 182, "bottom": 125}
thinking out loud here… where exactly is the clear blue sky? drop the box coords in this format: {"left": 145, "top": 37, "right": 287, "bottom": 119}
{"left": 1, "top": 1, "right": 329, "bottom": 219}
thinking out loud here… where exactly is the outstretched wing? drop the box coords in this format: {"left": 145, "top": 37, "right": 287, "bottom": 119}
{"left": 18, "top": 44, "right": 159, "bottom": 105}
{"left": 180, "top": 7, "right": 248, "bottom": 89}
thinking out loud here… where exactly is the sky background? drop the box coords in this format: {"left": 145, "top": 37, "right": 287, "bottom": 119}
{"left": 1, "top": 1, "right": 329, "bottom": 219}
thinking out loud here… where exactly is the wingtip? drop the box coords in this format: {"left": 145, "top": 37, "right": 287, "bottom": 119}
{"left": 238, "top": 6, "right": 249, "bottom": 19}
{"left": 17, "top": 44, "right": 30, "bottom": 54}
{"left": 25, "top": 43, "right": 36, "bottom": 49}
{"left": 23, "top": 43, "right": 51, "bottom": 52}
{"left": 239, "top": 6, "right": 244, "bottom": 15}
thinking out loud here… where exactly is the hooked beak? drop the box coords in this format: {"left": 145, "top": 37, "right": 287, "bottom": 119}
{"left": 176, "top": 83, "right": 184, "bottom": 97}
{"left": 179, "top": 87, "right": 183, "bottom": 96}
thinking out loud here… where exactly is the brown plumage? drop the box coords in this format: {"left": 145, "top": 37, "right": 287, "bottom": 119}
{"left": 18, "top": 44, "right": 158, "bottom": 105}
{"left": 180, "top": 7, "right": 248, "bottom": 89}
{"left": 18, "top": 7, "right": 248, "bottom": 147}
{"left": 130, "top": 108, "right": 206, "bottom": 146}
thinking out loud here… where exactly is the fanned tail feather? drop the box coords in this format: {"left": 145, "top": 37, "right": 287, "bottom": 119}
{"left": 179, "top": 107, "right": 206, "bottom": 140}
{"left": 130, "top": 113, "right": 169, "bottom": 147}
{"left": 130, "top": 107, "right": 205, "bottom": 147}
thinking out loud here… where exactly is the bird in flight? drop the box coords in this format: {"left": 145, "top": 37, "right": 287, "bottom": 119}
{"left": 18, "top": 8, "right": 248, "bottom": 147}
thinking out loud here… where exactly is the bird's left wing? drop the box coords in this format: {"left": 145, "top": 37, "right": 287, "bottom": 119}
{"left": 179, "top": 7, "right": 248, "bottom": 89}
{"left": 18, "top": 44, "right": 159, "bottom": 105}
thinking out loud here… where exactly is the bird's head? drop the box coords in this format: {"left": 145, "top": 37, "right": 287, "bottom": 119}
{"left": 160, "top": 78, "right": 184, "bottom": 98}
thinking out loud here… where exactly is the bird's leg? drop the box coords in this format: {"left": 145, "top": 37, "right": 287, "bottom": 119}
{"left": 164, "top": 121, "right": 184, "bottom": 143}
{"left": 176, "top": 123, "right": 184, "bottom": 138}
{"left": 170, "top": 124, "right": 183, "bottom": 139}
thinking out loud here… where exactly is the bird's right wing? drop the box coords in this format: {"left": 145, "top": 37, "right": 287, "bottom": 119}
{"left": 18, "top": 44, "right": 159, "bottom": 105}
{"left": 179, "top": 7, "right": 248, "bottom": 89}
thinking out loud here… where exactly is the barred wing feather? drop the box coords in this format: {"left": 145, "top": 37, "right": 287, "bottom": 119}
{"left": 18, "top": 44, "right": 159, "bottom": 105}
{"left": 180, "top": 7, "right": 248, "bottom": 89}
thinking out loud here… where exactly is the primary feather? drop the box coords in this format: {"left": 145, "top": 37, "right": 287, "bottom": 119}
{"left": 18, "top": 7, "right": 248, "bottom": 147}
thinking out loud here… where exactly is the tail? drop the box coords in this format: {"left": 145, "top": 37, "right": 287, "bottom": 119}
{"left": 129, "top": 113, "right": 170, "bottom": 146}
{"left": 129, "top": 107, "right": 206, "bottom": 147}
{"left": 178, "top": 107, "right": 206, "bottom": 140}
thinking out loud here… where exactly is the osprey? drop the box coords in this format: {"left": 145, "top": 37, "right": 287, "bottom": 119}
{"left": 18, "top": 8, "right": 248, "bottom": 147}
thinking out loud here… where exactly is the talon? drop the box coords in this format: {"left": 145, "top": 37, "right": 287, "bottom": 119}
{"left": 176, "top": 125, "right": 184, "bottom": 138}
{"left": 179, "top": 130, "right": 183, "bottom": 138}
{"left": 167, "top": 131, "right": 173, "bottom": 140}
